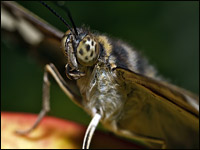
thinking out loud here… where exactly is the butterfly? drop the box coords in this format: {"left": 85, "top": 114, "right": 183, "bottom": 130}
{"left": 1, "top": 1, "right": 199, "bottom": 149}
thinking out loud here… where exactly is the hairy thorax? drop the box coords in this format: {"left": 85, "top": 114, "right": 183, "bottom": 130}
{"left": 76, "top": 63, "right": 126, "bottom": 125}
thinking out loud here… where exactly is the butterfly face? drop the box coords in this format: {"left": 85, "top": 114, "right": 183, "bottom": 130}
{"left": 61, "top": 28, "right": 100, "bottom": 78}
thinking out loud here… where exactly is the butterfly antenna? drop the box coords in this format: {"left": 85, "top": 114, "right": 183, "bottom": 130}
{"left": 40, "top": 1, "right": 76, "bottom": 36}
{"left": 54, "top": 2, "right": 78, "bottom": 36}
{"left": 65, "top": 7, "right": 78, "bottom": 36}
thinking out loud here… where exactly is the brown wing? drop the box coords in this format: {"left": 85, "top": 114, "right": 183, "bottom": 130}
{"left": 1, "top": 1, "right": 65, "bottom": 68}
{"left": 1, "top": 1, "right": 63, "bottom": 41}
{"left": 114, "top": 67, "right": 199, "bottom": 148}
{"left": 1, "top": 1, "right": 81, "bottom": 100}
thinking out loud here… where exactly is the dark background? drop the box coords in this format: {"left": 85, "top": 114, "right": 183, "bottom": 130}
{"left": 1, "top": 1, "right": 199, "bottom": 128}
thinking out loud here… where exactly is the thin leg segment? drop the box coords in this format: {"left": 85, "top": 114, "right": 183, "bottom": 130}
{"left": 16, "top": 63, "right": 78, "bottom": 135}
{"left": 82, "top": 113, "right": 102, "bottom": 149}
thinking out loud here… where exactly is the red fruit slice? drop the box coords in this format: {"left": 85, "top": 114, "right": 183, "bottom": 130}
{"left": 1, "top": 112, "right": 144, "bottom": 149}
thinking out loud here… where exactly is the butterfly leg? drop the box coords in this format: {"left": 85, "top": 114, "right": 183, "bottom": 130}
{"left": 16, "top": 63, "right": 78, "bottom": 135}
{"left": 82, "top": 113, "right": 102, "bottom": 149}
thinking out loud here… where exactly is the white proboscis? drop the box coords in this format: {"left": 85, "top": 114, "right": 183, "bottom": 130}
{"left": 82, "top": 113, "right": 102, "bottom": 149}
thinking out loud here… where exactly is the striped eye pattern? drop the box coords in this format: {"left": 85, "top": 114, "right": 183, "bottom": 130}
{"left": 76, "top": 35, "right": 99, "bottom": 66}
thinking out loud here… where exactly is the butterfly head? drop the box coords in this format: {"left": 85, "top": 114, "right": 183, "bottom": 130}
{"left": 40, "top": 1, "right": 100, "bottom": 79}
{"left": 62, "top": 28, "right": 100, "bottom": 70}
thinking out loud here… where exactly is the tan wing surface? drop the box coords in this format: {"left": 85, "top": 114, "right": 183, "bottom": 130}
{"left": 114, "top": 67, "right": 199, "bottom": 148}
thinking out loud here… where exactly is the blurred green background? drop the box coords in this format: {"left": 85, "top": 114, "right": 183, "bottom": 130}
{"left": 1, "top": 1, "right": 199, "bottom": 129}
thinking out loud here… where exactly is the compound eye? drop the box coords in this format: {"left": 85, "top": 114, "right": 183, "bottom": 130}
{"left": 76, "top": 35, "right": 100, "bottom": 66}
{"left": 61, "top": 30, "right": 71, "bottom": 56}
{"left": 61, "top": 35, "right": 68, "bottom": 54}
